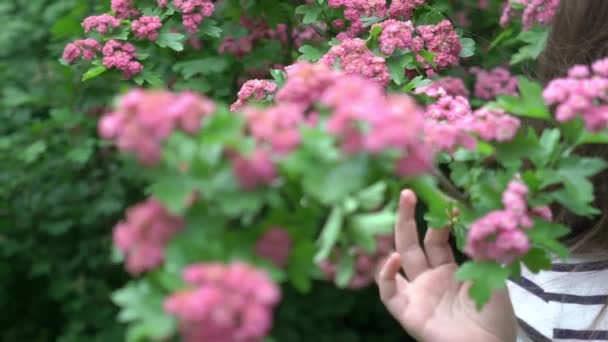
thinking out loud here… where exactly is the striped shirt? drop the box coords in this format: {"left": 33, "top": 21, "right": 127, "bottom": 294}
{"left": 508, "top": 256, "right": 608, "bottom": 341}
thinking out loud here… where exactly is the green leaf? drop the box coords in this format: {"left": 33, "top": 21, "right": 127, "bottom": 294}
{"left": 402, "top": 75, "right": 431, "bottom": 93}
{"left": 140, "top": 70, "right": 164, "bottom": 87}
{"left": 298, "top": 44, "right": 324, "bottom": 62}
{"left": 22, "top": 141, "right": 47, "bottom": 163}
{"left": 295, "top": 4, "right": 323, "bottom": 24}
{"left": 522, "top": 248, "right": 552, "bottom": 273}
{"left": 148, "top": 175, "right": 199, "bottom": 214}
{"left": 530, "top": 129, "right": 560, "bottom": 167}
{"left": 314, "top": 206, "right": 344, "bottom": 263}
{"left": 113, "top": 282, "right": 176, "bottom": 341}
{"left": 199, "top": 19, "right": 222, "bottom": 37}
{"left": 335, "top": 252, "right": 355, "bottom": 287}
{"left": 459, "top": 37, "right": 476, "bottom": 58}
{"left": 496, "top": 77, "right": 550, "bottom": 120}
{"left": 369, "top": 25, "right": 383, "bottom": 41}
{"left": 511, "top": 28, "right": 548, "bottom": 65}
{"left": 386, "top": 53, "right": 415, "bottom": 85}
{"left": 409, "top": 175, "right": 450, "bottom": 228}
{"left": 527, "top": 220, "right": 570, "bottom": 259}
{"left": 287, "top": 241, "right": 316, "bottom": 293}
{"left": 81, "top": 65, "right": 107, "bottom": 81}
{"left": 418, "top": 50, "right": 437, "bottom": 68}
{"left": 355, "top": 181, "right": 387, "bottom": 211}
{"left": 456, "top": 262, "right": 510, "bottom": 310}
{"left": 173, "top": 57, "right": 229, "bottom": 79}
{"left": 360, "top": 15, "right": 384, "bottom": 27}
{"left": 156, "top": 31, "right": 185, "bottom": 51}
{"left": 348, "top": 210, "right": 396, "bottom": 237}
{"left": 303, "top": 155, "right": 369, "bottom": 205}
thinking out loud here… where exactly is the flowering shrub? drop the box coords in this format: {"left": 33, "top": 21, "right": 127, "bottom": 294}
{"left": 28, "top": 0, "right": 608, "bottom": 341}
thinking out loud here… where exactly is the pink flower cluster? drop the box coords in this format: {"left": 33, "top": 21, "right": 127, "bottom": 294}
{"left": 328, "top": 0, "right": 427, "bottom": 38}
{"left": 543, "top": 59, "right": 608, "bottom": 132}
{"left": 164, "top": 262, "right": 280, "bottom": 342}
{"left": 99, "top": 89, "right": 216, "bottom": 165}
{"left": 230, "top": 62, "right": 435, "bottom": 188}
{"left": 416, "top": 20, "right": 462, "bottom": 75}
{"left": 242, "top": 103, "right": 304, "bottom": 154}
{"left": 427, "top": 77, "right": 470, "bottom": 97}
{"left": 111, "top": 0, "right": 139, "bottom": 19}
{"left": 500, "top": 0, "right": 560, "bottom": 30}
{"left": 101, "top": 40, "right": 143, "bottom": 78}
{"left": 113, "top": 199, "right": 184, "bottom": 275}
{"left": 131, "top": 15, "right": 163, "bottom": 41}
{"left": 174, "top": 0, "right": 215, "bottom": 34}
{"left": 82, "top": 14, "right": 121, "bottom": 34}
{"left": 319, "top": 38, "right": 390, "bottom": 86}
{"left": 63, "top": 39, "right": 101, "bottom": 64}
{"left": 255, "top": 227, "right": 292, "bottom": 268}
{"left": 471, "top": 67, "right": 518, "bottom": 100}
{"left": 328, "top": 0, "right": 387, "bottom": 38}
{"left": 319, "top": 235, "right": 394, "bottom": 289}
{"left": 373, "top": 19, "right": 423, "bottom": 55}
{"left": 388, "top": 0, "right": 427, "bottom": 19}
{"left": 417, "top": 86, "right": 520, "bottom": 149}
{"left": 230, "top": 80, "right": 277, "bottom": 112}
{"left": 465, "top": 179, "right": 552, "bottom": 264}
{"left": 461, "top": 108, "right": 521, "bottom": 142}
{"left": 229, "top": 149, "right": 278, "bottom": 190}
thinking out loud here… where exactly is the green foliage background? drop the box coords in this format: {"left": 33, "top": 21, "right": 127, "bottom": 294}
{"left": 0, "top": 1, "right": 411, "bottom": 340}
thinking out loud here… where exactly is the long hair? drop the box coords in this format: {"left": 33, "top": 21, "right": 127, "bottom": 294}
{"left": 536, "top": 0, "right": 608, "bottom": 329}
{"left": 538, "top": 0, "right": 608, "bottom": 255}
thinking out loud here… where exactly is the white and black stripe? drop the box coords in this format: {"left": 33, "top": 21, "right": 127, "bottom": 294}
{"left": 508, "top": 256, "right": 608, "bottom": 341}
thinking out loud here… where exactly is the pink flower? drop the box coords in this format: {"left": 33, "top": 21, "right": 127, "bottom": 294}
{"left": 255, "top": 227, "right": 292, "bottom": 268}
{"left": 111, "top": 0, "right": 139, "bottom": 19}
{"left": 241, "top": 103, "right": 304, "bottom": 154}
{"left": 327, "top": 0, "right": 387, "bottom": 38}
{"left": 467, "top": 108, "right": 521, "bottom": 142}
{"left": 388, "top": 0, "right": 426, "bottom": 19}
{"left": 416, "top": 20, "right": 461, "bottom": 73}
{"left": 99, "top": 90, "right": 215, "bottom": 165}
{"left": 164, "top": 262, "right": 280, "bottom": 342}
{"left": 132, "top": 15, "right": 163, "bottom": 41}
{"left": 101, "top": 40, "right": 143, "bottom": 78}
{"left": 169, "top": 91, "right": 216, "bottom": 134}
{"left": 319, "top": 38, "right": 390, "bottom": 86}
{"left": 417, "top": 77, "right": 469, "bottom": 98}
{"left": 502, "top": 179, "right": 528, "bottom": 216}
{"left": 275, "top": 63, "right": 340, "bottom": 107}
{"left": 230, "top": 80, "right": 277, "bottom": 112}
{"left": 112, "top": 199, "right": 183, "bottom": 275}
{"left": 500, "top": 0, "right": 560, "bottom": 30}
{"left": 62, "top": 39, "right": 101, "bottom": 64}
{"left": 230, "top": 149, "right": 278, "bottom": 190}
{"left": 373, "top": 19, "right": 423, "bottom": 55}
{"left": 82, "top": 14, "right": 121, "bottom": 34}
{"left": 465, "top": 210, "right": 531, "bottom": 264}
{"left": 471, "top": 67, "right": 519, "bottom": 100}
{"left": 173, "top": 0, "right": 215, "bottom": 34}
{"left": 543, "top": 57, "right": 608, "bottom": 132}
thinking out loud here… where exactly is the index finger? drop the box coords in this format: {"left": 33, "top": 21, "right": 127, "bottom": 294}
{"left": 395, "top": 189, "right": 429, "bottom": 280}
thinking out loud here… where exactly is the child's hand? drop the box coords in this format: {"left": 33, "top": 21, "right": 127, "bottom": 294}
{"left": 376, "top": 190, "right": 517, "bottom": 342}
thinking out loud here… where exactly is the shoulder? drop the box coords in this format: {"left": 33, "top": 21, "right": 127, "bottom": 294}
{"left": 508, "top": 255, "right": 608, "bottom": 341}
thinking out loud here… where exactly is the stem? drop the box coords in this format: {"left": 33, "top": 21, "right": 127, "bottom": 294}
{"left": 432, "top": 168, "right": 469, "bottom": 205}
